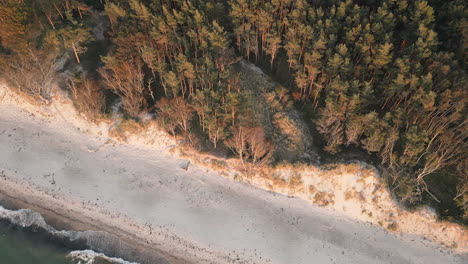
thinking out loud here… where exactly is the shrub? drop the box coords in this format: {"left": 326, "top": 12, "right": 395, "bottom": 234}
{"left": 314, "top": 192, "right": 335, "bottom": 206}
{"left": 1, "top": 45, "right": 57, "bottom": 102}
{"left": 108, "top": 119, "right": 143, "bottom": 141}
{"left": 99, "top": 58, "right": 147, "bottom": 118}
{"left": 289, "top": 173, "right": 303, "bottom": 188}
{"left": 387, "top": 222, "right": 398, "bottom": 231}
{"left": 309, "top": 185, "right": 317, "bottom": 194}
{"left": 68, "top": 77, "right": 105, "bottom": 119}
{"left": 156, "top": 96, "right": 194, "bottom": 136}
{"left": 224, "top": 125, "right": 274, "bottom": 168}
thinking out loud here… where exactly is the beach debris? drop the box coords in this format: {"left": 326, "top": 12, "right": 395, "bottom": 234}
{"left": 180, "top": 160, "right": 190, "bottom": 171}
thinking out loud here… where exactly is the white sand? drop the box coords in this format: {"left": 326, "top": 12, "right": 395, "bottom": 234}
{"left": 0, "top": 85, "right": 466, "bottom": 264}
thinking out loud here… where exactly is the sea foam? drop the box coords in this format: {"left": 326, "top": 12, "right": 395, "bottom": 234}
{"left": 69, "top": 249, "right": 139, "bottom": 264}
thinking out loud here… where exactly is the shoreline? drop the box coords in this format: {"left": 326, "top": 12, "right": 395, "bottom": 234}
{"left": 1, "top": 168, "right": 466, "bottom": 264}
{"left": 0, "top": 84, "right": 466, "bottom": 263}
{"left": 0, "top": 176, "right": 180, "bottom": 264}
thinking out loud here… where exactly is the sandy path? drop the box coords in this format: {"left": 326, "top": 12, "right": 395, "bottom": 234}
{"left": 0, "top": 104, "right": 465, "bottom": 264}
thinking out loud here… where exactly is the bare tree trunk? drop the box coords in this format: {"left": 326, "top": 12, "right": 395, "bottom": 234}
{"left": 46, "top": 14, "right": 55, "bottom": 29}
{"left": 53, "top": 3, "right": 64, "bottom": 19}
{"left": 72, "top": 43, "right": 81, "bottom": 63}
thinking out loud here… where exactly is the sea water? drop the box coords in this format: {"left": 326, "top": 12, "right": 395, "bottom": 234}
{"left": 0, "top": 220, "right": 136, "bottom": 264}
{"left": 0, "top": 220, "right": 72, "bottom": 264}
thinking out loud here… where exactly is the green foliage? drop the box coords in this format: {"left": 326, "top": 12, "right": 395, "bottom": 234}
{"left": 0, "top": 1, "right": 32, "bottom": 52}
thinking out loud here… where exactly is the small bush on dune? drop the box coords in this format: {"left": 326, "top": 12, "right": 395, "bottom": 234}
{"left": 68, "top": 77, "right": 105, "bottom": 120}
{"left": 224, "top": 125, "right": 274, "bottom": 169}
{"left": 309, "top": 185, "right": 317, "bottom": 194}
{"left": 99, "top": 58, "right": 148, "bottom": 119}
{"left": 210, "top": 159, "right": 228, "bottom": 171}
{"left": 387, "top": 222, "right": 398, "bottom": 231}
{"left": 289, "top": 173, "right": 303, "bottom": 188}
{"left": 156, "top": 96, "right": 194, "bottom": 137}
{"left": 1, "top": 46, "right": 57, "bottom": 103}
{"left": 314, "top": 192, "right": 335, "bottom": 207}
{"left": 109, "top": 119, "right": 143, "bottom": 141}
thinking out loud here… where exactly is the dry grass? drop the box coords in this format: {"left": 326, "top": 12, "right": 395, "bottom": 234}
{"left": 362, "top": 168, "right": 376, "bottom": 178}
{"left": 120, "top": 119, "right": 144, "bottom": 133}
{"left": 345, "top": 190, "right": 354, "bottom": 200}
{"left": 372, "top": 196, "right": 380, "bottom": 204}
{"left": 344, "top": 163, "right": 361, "bottom": 175}
{"left": 271, "top": 174, "right": 288, "bottom": 188}
{"left": 210, "top": 159, "right": 228, "bottom": 171}
{"left": 320, "top": 163, "right": 339, "bottom": 171}
{"left": 233, "top": 174, "right": 242, "bottom": 181}
{"left": 69, "top": 78, "right": 105, "bottom": 120}
{"left": 256, "top": 169, "right": 269, "bottom": 180}
{"left": 289, "top": 173, "right": 303, "bottom": 188}
{"left": 109, "top": 119, "right": 143, "bottom": 141}
{"left": 274, "top": 162, "right": 310, "bottom": 171}
{"left": 387, "top": 222, "right": 398, "bottom": 231}
{"left": 314, "top": 191, "right": 335, "bottom": 206}
{"left": 318, "top": 166, "right": 344, "bottom": 179}
{"left": 360, "top": 209, "right": 373, "bottom": 218}
{"left": 357, "top": 177, "right": 366, "bottom": 185}
{"left": 309, "top": 185, "right": 317, "bottom": 194}
{"left": 9, "top": 86, "right": 47, "bottom": 106}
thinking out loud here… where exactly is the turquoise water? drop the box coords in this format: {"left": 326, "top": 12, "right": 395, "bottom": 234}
{"left": 0, "top": 221, "right": 72, "bottom": 264}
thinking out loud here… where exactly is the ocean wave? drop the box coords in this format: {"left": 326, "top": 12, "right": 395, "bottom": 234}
{"left": 69, "top": 249, "right": 139, "bottom": 264}
{"left": 0, "top": 206, "right": 53, "bottom": 231}
{"left": 0, "top": 206, "right": 145, "bottom": 264}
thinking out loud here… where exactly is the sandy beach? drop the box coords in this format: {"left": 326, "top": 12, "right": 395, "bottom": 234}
{"left": 0, "top": 86, "right": 466, "bottom": 264}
